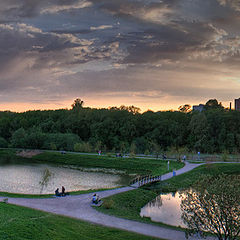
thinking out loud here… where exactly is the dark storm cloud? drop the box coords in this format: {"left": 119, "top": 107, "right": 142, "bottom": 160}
{"left": 117, "top": 22, "right": 220, "bottom": 64}
{"left": 1, "top": 0, "right": 238, "bottom": 67}
{"left": 0, "top": 0, "right": 46, "bottom": 20}
{"left": 94, "top": 0, "right": 168, "bottom": 18}
{"left": 52, "top": 29, "right": 93, "bottom": 34}
{"left": 80, "top": 0, "right": 240, "bottom": 65}
{"left": 0, "top": 0, "right": 91, "bottom": 21}
{"left": 52, "top": 26, "right": 116, "bottom": 35}
{"left": 0, "top": 22, "right": 119, "bottom": 72}
{"left": 0, "top": 21, "right": 122, "bottom": 100}
{"left": 217, "top": 0, "right": 240, "bottom": 12}
{"left": 0, "top": 23, "right": 78, "bottom": 69}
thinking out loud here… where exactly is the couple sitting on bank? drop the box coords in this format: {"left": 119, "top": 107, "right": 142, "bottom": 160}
{"left": 92, "top": 193, "right": 101, "bottom": 204}
{"left": 55, "top": 186, "right": 68, "bottom": 197}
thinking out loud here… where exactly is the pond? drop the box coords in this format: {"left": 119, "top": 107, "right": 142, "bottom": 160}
{"left": 140, "top": 192, "right": 187, "bottom": 228}
{"left": 0, "top": 163, "right": 130, "bottom": 194}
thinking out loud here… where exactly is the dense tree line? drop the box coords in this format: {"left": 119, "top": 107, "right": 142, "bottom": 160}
{"left": 0, "top": 99, "right": 240, "bottom": 154}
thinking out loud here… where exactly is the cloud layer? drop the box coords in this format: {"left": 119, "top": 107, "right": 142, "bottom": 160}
{"left": 1, "top": 0, "right": 240, "bottom": 111}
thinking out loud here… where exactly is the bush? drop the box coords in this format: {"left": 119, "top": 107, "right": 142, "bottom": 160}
{"left": 25, "top": 128, "right": 45, "bottom": 149}
{"left": 50, "top": 143, "right": 57, "bottom": 150}
{"left": 129, "top": 152, "right": 136, "bottom": 158}
{"left": 0, "top": 137, "right": 8, "bottom": 148}
{"left": 221, "top": 150, "right": 229, "bottom": 162}
{"left": 11, "top": 127, "right": 46, "bottom": 149}
{"left": 44, "top": 133, "right": 80, "bottom": 151}
{"left": 10, "top": 128, "right": 28, "bottom": 148}
{"left": 73, "top": 142, "right": 92, "bottom": 153}
{"left": 102, "top": 199, "right": 114, "bottom": 209}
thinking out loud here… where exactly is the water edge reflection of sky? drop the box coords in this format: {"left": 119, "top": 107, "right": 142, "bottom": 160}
{"left": 0, "top": 163, "right": 127, "bottom": 194}
{"left": 140, "top": 192, "right": 187, "bottom": 228}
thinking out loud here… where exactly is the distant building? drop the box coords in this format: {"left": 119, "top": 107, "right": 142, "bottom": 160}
{"left": 192, "top": 104, "right": 205, "bottom": 112}
{"left": 235, "top": 98, "right": 240, "bottom": 111}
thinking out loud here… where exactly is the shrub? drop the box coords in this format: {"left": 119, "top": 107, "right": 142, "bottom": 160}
{"left": 44, "top": 133, "right": 80, "bottom": 151}
{"left": 0, "top": 137, "right": 8, "bottom": 148}
{"left": 102, "top": 199, "right": 114, "bottom": 209}
{"left": 50, "top": 143, "right": 57, "bottom": 150}
{"left": 73, "top": 142, "right": 92, "bottom": 153}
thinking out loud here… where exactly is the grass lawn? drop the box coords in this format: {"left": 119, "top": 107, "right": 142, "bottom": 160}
{"left": 147, "top": 162, "right": 240, "bottom": 192}
{"left": 98, "top": 163, "right": 240, "bottom": 229}
{"left": 0, "top": 203, "right": 161, "bottom": 240}
{"left": 0, "top": 188, "right": 120, "bottom": 199}
{"left": 97, "top": 189, "right": 180, "bottom": 230}
{"left": 0, "top": 149, "right": 184, "bottom": 176}
{"left": 32, "top": 151, "right": 184, "bottom": 175}
{"left": 97, "top": 189, "right": 160, "bottom": 224}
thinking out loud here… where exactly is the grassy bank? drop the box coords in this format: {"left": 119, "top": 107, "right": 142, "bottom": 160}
{"left": 97, "top": 189, "right": 181, "bottom": 230}
{"left": 98, "top": 163, "right": 240, "bottom": 228}
{"left": 32, "top": 151, "right": 184, "bottom": 175}
{"left": 0, "top": 149, "right": 28, "bottom": 163}
{"left": 0, "top": 149, "right": 184, "bottom": 175}
{"left": 0, "top": 188, "right": 120, "bottom": 199}
{"left": 97, "top": 189, "right": 159, "bottom": 223}
{"left": 0, "top": 203, "right": 160, "bottom": 240}
{"left": 147, "top": 162, "right": 240, "bottom": 192}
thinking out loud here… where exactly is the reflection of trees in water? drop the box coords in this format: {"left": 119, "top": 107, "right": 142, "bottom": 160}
{"left": 39, "top": 168, "right": 53, "bottom": 194}
{"left": 147, "top": 195, "right": 162, "bottom": 208}
{"left": 180, "top": 174, "right": 240, "bottom": 240}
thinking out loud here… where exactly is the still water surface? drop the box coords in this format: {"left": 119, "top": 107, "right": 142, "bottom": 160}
{"left": 140, "top": 192, "right": 187, "bottom": 228}
{"left": 0, "top": 163, "right": 128, "bottom": 194}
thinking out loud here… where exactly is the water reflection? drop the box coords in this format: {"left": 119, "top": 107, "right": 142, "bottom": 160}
{"left": 140, "top": 192, "right": 187, "bottom": 228}
{"left": 0, "top": 163, "right": 127, "bottom": 194}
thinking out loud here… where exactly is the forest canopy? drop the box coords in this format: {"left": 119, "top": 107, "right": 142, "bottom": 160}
{"left": 0, "top": 99, "right": 239, "bottom": 154}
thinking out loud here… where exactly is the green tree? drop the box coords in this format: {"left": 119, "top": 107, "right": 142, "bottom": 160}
{"left": 39, "top": 168, "right": 53, "bottom": 194}
{"left": 71, "top": 98, "right": 84, "bottom": 111}
{"left": 205, "top": 99, "right": 224, "bottom": 110}
{"left": 0, "top": 137, "right": 8, "bottom": 147}
{"left": 25, "top": 127, "right": 45, "bottom": 149}
{"left": 150, "top": 141, "right": 162, "bottom": 159}
{"left": 74, "top": 142, "right": 92, "bottom": 152}
{"left": 129, "top": 142, "right": 136, "bottom": 158}
{"left": 11, "top": 128, "right": 27, "bottom": 148}
{"left": 44, "top": 133, "right": 80, "bottom": 151}
{"left": 178, "top": 104, "right": 191, "bottom": 113}
{"left": 181, "top": 174, "right": 240, "bottom": 240}
{"left": 119, "top": 105, "right": 141, "bottom": 114}
{"left": 188, "top": 113, "right": 209, "bottom": 152}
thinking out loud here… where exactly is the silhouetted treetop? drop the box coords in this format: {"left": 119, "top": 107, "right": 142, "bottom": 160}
{"left": 71, "top": 98, "right": 84, "bottom": 111}
{"left": 205, "top": 99, "right": 224, "bottom": 110}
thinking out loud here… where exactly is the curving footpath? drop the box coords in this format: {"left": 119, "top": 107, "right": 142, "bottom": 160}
{"left": 0, "top": 162, "right": 216, "bottom": 240}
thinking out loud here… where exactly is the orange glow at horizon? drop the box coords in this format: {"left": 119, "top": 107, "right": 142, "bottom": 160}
{"left": 0, "top": 99, "right": 232, "bottom": 113}
{"left": 0, "top": 101, "right": 175, "bottom": 113}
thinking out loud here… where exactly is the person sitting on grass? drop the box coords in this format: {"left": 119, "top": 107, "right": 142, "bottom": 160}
{"left": 55, "top": 188, "right": 61, "bottom": 197}
{"left": 92, "top": 193, "right": 100, "bottom": 204}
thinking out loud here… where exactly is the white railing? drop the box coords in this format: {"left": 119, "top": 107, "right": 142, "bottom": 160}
{"left": 131, "top": 175, "right": 162, "bottom": 187}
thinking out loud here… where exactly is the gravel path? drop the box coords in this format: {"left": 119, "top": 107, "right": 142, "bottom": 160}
{"left": 1, "top": 162, "right": 215, "bottom": 240}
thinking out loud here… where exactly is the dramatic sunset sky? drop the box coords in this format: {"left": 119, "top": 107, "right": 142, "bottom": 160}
{"left": 1, "top": 0, "right": 240, "bottom": 112}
